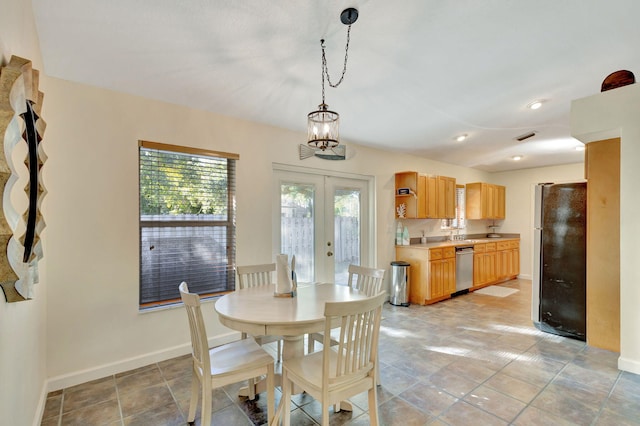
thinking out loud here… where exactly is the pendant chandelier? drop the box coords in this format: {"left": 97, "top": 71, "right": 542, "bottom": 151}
{"left": 307, "top": 8, "right": 358, "bottom": 151}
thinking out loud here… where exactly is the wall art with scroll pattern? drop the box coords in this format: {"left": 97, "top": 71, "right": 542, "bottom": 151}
{"left": 0, "top": 56, "right": 47, "bottom": 302}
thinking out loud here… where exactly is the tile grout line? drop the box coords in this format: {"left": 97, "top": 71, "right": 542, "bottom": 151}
{"left": 221, "top": 384, "right": 265, "bottom": 425}
{"left": 432, "top": 332, "right": 575, "bottom": 424}
{"left": 492, "top": 338, "right": 551, "bottom": 424}
{"left": 56, "top": 392, "right": 64, "bottom": 426}
{"left": 510, "top": 344, "right": 586, "bottom": 423}
{"left": 482, "top": 339, "right": 542, "bottom": 424}
{"left": 113, "top": 373, "right": 125, "bottom": 426}
{"left": 589, "top": 367, "right": 623, "bottom": 426}
{"left": 513, "top": 343, "right": 594, "bottom": 425}
{"left": 159, "top": 360, "right": 189, "bottom": 422}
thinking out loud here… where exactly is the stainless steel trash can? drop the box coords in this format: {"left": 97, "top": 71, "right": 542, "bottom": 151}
{"left": 390, "top": 261, "right": 410, "bottom": 306}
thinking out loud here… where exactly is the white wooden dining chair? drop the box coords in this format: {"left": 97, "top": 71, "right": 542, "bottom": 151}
{"left": 237, "top": 263, "right": 283, "bottom": 361}
{"left": 307, "top": 264, "right": 385, "bottom": 354}
{"left": 278, "top": 292, "right": 386, "bottom": 426}
{"left": 179, "top": 282, "right": 274, "bottom": 426}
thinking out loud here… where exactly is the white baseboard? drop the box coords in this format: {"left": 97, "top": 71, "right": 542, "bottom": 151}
{"left": 46, "top": 331, "right": 239, "bottom": 392}
{"left": 33, "top": 383, "right": 49, "bottom": 426}
{"left": 518, "top": 274, "right": 532, "bottom": 280}
{"left": 618, "top": 355, "right": 640, "bottom": 375}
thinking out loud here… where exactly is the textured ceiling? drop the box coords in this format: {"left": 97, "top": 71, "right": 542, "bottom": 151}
{"left": 32, "top": 0, "right": 640, "bottom": 172}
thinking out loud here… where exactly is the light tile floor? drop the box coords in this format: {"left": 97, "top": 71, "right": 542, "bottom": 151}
{"left": 41, "top": 279, "right": 640, "bottom": 425}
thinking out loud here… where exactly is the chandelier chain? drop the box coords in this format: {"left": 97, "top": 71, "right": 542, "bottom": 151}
{"left": 320, "top": 23, "right": 352, "bottom": 104}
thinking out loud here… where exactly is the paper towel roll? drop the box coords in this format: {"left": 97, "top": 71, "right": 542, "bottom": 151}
{"left": 276, "top": 254, "right": 292, "bottom": 294}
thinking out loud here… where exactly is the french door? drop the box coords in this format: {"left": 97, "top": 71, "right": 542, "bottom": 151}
{"left": 273, "top": 165, "right": 374, "bottom": 285}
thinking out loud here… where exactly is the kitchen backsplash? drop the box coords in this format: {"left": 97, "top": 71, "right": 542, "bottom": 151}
{"left": 396, "top": 218, "right": 504, "bottom": 241}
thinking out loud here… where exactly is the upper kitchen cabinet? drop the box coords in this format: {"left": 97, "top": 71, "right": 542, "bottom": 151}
{"left": 465, "top": 182, "right": 506, "bottom": 220}
{"left": 395, "top": 172, "right": 456, "bottom": 219}
{"left": 436, "top": 176, "right": 456, "bottom": 219}
{"left": 395, "top": 171, "right": 423, "bottom": 218}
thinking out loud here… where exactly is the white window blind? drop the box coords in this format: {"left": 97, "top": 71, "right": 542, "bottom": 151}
{"left": 138, "top": 141, "right": 238, "bottom": 307}
{"left": 454, "top": 185, "right": 466, "bottom": 229}
{"left": 441, "top": 186, "right": 466, "bottom": 230}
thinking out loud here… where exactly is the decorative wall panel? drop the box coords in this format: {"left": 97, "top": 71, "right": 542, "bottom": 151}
{"left": 0, "top": 56, "right": 47, "bottom": 302}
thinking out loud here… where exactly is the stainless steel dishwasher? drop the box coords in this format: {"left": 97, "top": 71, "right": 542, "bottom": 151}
{"left": 455, "top": 246, "right": 474, "bottom": 292}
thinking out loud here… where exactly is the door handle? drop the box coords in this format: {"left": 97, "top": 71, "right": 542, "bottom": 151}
{"left": 327, "top": 251, "right": 333, "bottom": 257}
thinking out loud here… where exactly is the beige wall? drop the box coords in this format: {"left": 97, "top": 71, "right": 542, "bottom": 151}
{"left": 0, "top": 0, "right": 48, "bottom": 425}
{"left": 572, "top": 83, "right": 640, "bottom": 374}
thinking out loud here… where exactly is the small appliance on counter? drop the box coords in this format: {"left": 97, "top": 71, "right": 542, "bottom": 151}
{"left": 487, "top": 223, "right": 501, "bottom": 238}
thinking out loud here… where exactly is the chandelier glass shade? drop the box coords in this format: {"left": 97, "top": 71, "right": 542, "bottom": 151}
{"left": 307, "top": 103, "right": 339, "bottom": 150}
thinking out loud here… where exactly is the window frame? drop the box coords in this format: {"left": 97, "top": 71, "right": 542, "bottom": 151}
{"left": 441, "top": 185, "right": 466, "bottom": 230}
{"left": 138, "top": 140, "right": 239, "bottom": 309}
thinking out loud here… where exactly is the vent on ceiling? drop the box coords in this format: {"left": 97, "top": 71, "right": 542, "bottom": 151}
{"left": 515, "top": 131, "right": 537, "bottom": 142}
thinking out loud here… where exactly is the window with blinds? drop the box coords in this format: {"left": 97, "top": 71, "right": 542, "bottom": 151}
{"left": 454, "top": 185, "right": 466, "bottom": 229}
{"left": 138, "top": 141, "right": 238, "bottom": 307}
{"left": 441, "top": 186, "right": 466, "bottom": 230}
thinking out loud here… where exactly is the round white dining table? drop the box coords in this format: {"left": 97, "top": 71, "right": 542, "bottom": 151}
{"left": 215, "top": 282, "right": 368, "bottom": 358}
{"left": 214, "top": 282, "right": 369, "bottom": 406}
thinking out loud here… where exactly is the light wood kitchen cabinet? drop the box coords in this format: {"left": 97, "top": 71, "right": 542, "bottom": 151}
{"left": 585, "top": 138, "right": 620, "bottom": 352}
{"left": 496, "top": 240, "right": 519, "bottom": 280}
{"left": 511, "top": 244, "right": 520, "bottom": 277}
{"left": 473, "top": 242, "right": 497, "bottom": 287}
{"left": 395, "top": 172, "right": 456, "bottom": 219}
{"left": 471, "top": 240, "right": 521, "bottom": 289}
{"left": 430, "top": 247, "right": 456, "bottom": 298}
{"left": 397, "top": 238, "right": 519, "bottom": 304}
{"left": 395, "top": 245, "right": 456, "bottom": 305}
{"left": 394, "top": 171, "right": 423, "bottom": 218}
{"left": 424, "top": 174, "right": 438, "bottom": 218}
{"left": 437, "top": 176, "right": 456, "bottom": 219}
{"left": 466, "top": 182, "right": 506, "bottom": 220}
{"left": 496, "top": 185, "right": 506, "bottom": 219}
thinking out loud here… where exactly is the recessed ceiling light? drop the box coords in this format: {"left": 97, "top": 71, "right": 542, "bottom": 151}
{"left": 527, "top": 100, "right": 543, "bottom": 110}
{"left": 575, "top": 145, "right": 585, "bottom": 151}
{"left": 512, "top": 155, "right": 523, "bottom": 161}
{"left": 455, "top": 134, "right": 468, "bottom": 142}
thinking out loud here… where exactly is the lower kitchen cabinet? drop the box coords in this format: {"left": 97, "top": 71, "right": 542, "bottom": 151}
{"left": 395, "top": 245, "right": 456, "bottom": 305}
{"left": 473, "top": 246, "right": 496, "bottom": 287}
{"left": 472, "top": 240, "right": 519, "bottom": 290}
{"left": 496, "top": 240, "right": 520, "bottom": 281}
{"left": 430, "top": 256, "right": 456, "bottom": 299}
{"left": 396, "top": 238, "right": 520, "bottom": 304}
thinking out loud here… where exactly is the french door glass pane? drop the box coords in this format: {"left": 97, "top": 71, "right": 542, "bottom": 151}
{"left": 280, "top": 183, "right": 314, "bottom": 282}
{"left": 334, "top": 188, "right": 361, "bottom": 285}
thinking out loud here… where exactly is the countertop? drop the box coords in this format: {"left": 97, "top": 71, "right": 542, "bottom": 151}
{"left": 395, "top": 235, "right": 520, "bottom": 250}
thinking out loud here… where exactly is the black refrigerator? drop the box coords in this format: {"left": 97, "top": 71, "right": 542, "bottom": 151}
{"left": 532, "top": 182, "right": 587, "bottom": 341}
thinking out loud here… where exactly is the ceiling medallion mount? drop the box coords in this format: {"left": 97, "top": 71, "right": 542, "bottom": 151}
{"left": 340, "top": 7, "right": 359, "bottom": 25}
{"left": 307, "top": 8, "right": 359, "bottom": 151}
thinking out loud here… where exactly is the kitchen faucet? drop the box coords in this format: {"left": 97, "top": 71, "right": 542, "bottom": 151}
{"left": 449, "top": 229, "right": 466, "bottom": 241}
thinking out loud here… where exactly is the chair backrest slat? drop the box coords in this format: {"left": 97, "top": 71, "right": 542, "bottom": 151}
{"left": 347, "top": 264, "right": 385, "bottom": 296}
{"left": 323, "top": 292, "right": 385, "bottom": 387}
{"left": 179, "top": 282, "right": 211, "bottom": 378}
{"left": 237, "top": 263, "right": 276, "bottom": 289}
